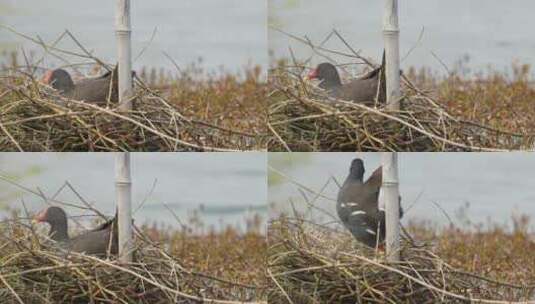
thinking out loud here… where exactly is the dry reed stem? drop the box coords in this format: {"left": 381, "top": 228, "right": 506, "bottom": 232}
{"left": 268, "top": 217, "right": 535, "bottom": 303}
{"left": 268, "top": 29, "right": 534, "bottom": 151}
{"left": 268, "top": 172, "right": 535, "bottom": 303}
{"left": 0, "top": 73, "right": 264, "bottom": 151}
{"left": 0, "top": 213, "right": 267, "bottom": 303}
{"left": 0, "top": 27, "right": 266, "bottom": 151}
{"left": 0, "top": 179, "right": 267, "bottom": 303}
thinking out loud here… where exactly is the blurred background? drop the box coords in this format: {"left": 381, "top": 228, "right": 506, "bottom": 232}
{"left": 0, "top": 153, "right": 267, "bottom": 232}
{"left": 269, "top": 0, "right": 535, "bottom": 75}
{"left": 0, "top": 0, "right": 267, "bottom": 73}
{"left": 269, "top": 152, "right": 535, "bottom": 230}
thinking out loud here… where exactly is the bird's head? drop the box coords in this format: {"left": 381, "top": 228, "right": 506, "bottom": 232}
{"left": 307, "top": 62, "right": 342, "bottom": 87}
{"left": 349, "top": 158, "right": 365, "bottom": 181}
{"left": 42, "top": 69, "right": 75, "bottom": 93}
{"left": 34, "top": 206, "right": 67, "bottom": 226}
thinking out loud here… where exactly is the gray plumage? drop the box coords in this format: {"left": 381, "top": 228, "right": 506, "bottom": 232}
{"left": 337, "top": 159, "right": 403, "bottom": 248}
{"left": 34, "top": 206, "right": 118, "bottom": 256}
{"left": 307, "top": 53, "right": 386, "bottom": 104}
{"left": 42, "top": 66, "right": 123, "bottom": 104}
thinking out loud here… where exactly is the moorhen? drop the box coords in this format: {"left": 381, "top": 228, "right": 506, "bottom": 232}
{"left": 42, "top": 66, "right": 120, "bottom": 104}
{"left": 307, "top": 53, "right": 386, "bottom": 104}
{"left": 34, "top": 206, "right": 118, "bottom": 256}
{"left": 337, "top": 158, "right": 403, "bottom": 248}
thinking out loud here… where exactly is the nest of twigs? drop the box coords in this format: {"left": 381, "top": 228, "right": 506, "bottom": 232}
{"left": 0, "top": 71, "right": 263, "bottom": 152}
{"left": 0, "top": 26, "right": 265, "bottom": 151}
{"left": 268, "top": 65, "right": 534, "bottom": 152}
{"left": 268, "top": 216, "right": 535, "bottom": 303}
{"left": 0, "top": 213, "right": 266, "bottom": 304}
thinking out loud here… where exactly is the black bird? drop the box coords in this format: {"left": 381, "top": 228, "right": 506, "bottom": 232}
{"left": 307, "top": 53, "right": 386, "bottom": 104}
{"left": 42, "top": 65, "right": 132, "bottom": 104}
{"left": 337, "top": 158, "right": 403, "bottom": 248}
{"left": 34, "top": 206, "right": 118, "bottom": 256}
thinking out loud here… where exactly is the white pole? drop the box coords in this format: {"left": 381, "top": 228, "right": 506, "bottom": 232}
{"left": 383, "top": 0, "right": 401, "bottom": 110}
{"left": 115, "top": 0, "right": 133, "bottom": 110}
{"left": 381, "top": 152, "right": 400, "bottom": 261}
{"left": 115, "top": 152, "right": 133, "bottom": 262}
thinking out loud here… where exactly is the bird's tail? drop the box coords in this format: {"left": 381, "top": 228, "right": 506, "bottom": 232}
{"left": 92, "top": 209, "right": 118, "bottom": 232}
{"left": 378, "top": 50, "right": 387, "bottom": 103}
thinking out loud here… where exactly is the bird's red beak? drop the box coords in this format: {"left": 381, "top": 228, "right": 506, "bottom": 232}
{"left": 306, "top": 68, "right": 318, "bottom": 80}
{"left": 42, "top": 70, "right": 53, "bottom": 84}
{"left": 33, "top": 209, "right": 48, "bottom": 222}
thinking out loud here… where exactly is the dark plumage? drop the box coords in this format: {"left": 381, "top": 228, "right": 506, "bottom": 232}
{"left": 307, "top": 54, "right": 386, "bottom": 104}
{"left": 34, "top": 206, "right": 118, "bottom": 256}
{"left": 337, "top": 159, "right": 403, "bottom": 248}
{"left": 42, "top": 66, "right": 120, "bottom": 104}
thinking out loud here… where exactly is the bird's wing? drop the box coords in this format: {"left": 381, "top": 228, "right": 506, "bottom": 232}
{"left": 359, "top": 66, "right": 382, "bottom": 80}
{"left": 68, "top": 228, "right": 113, "bottom": 255}
{"left": 399, "top": 196, "right": 404, "bottom": 218}
{"left": 378, "top": 195, "right": 404, "bottom": 219}
{"left": 343, "top": 205, "right": 384, "bottom": 240}
{"left": 71, "top": 77, "right": 112, "bottom": 102}
{"left": 340, "top": 78, "right": 378, "bottom": 102}
{"left": 91, "top": 217, "right": 115, "bottom": 232}
{"left": 364, "top": 166, "right": 382, "bottom": 204}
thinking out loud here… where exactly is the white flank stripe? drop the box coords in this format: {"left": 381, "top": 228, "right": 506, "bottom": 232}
{"left": 346, "top": 202, "right": 359, "bottom": 207}
{"left": 350, "top": 210, "right": 366, "bottom": 216}
{"left": 366, "top": 229, "right": 377, "bottom": 235}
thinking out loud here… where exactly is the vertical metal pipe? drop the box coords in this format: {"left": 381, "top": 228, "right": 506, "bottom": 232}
{"left": 382, "top": 152, "right": 400, "bottom": 261}
{"left": 115, "top": 152, "right": 132, "bottom": 262}
{"left": 383, "top": 0, "right": 401, "bottom": 110}
{"left": 115, "top": 0, "right": 133, "bottom": 110}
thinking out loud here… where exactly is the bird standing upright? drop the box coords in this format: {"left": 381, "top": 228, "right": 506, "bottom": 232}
{"left": 337, "top": 158, "right": 403, "bottom": 248}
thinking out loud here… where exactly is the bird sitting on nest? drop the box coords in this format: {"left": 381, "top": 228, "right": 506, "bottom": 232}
{"left": 306, "top": 52, "right": 387, "bottom": 104}
{"left": 41, "top": 65, "right": 136, "bottom": 105}
{"left": 34, "top": 206, "right": 118, "bottom": 256}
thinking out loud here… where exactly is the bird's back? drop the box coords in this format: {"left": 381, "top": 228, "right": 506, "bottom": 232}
{"left": 335, "top": 71, "right": 380, "bottom": 104}
{"left": 69, "top": 73, "right": 118, "bottom": 104}
{"left": 337, "top": 167, "right": 385, "bottom": 247}
{"left": 68, "top": 229, "right": 117, "bottom": 256}
{"left": 67, "top": 217, "right": 118, "bottom": 256}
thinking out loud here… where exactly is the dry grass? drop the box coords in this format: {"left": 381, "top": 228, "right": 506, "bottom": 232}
{"left": 0, "top": 174, "right": 267, "bottom": 303}
{"left": 407, "top": 62, "right": 535, "bottom": 135}
{"left": 0, "top": 208, "right": 267, "bottom": 304}
{"left": 408, "top": 214, "right": 535, "bottom": 287}
{"left": 140, "top": 63, "right": 266, "bottom": 139}
{"left": 0, "top": 32, "right": 266, "bottom": 152}
{"left": 267, "top": 164, "right": 535, "bottom": 303}
{"left": 268, "top": 215, "right": 535, "bottom": 304}
{"left": 267, "top": 31, "right": 534, "bottom": 152}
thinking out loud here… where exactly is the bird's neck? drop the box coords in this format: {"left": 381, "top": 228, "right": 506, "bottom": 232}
{"left": 343, "top": 175, "right": 363, "bottom": 186}
{"left": 49, "top": 221, "right": 69, "bottom": 242}
{"left": 319, "top": 78, "right": 342, "bottom": 90}
{"left": 52, "top": 77, "right": 75, "bottom": 94}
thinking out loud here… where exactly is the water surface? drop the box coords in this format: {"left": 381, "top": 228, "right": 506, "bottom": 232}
{"left": 0, "top": 153, "right": 268, "bottom": 231}
{"left": 269, "top": 0, "right": 535, "bottom": 75}
{"left": 1, "top": 0, "right": 267, "bottom": 73}
{"left": 269, "top": 153, "right": 535, "bottom": 230}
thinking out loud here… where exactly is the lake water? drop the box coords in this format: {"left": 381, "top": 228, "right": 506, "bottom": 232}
{"left": 0, "top": 0, "right": 267, "bottom": 73}
{"left": 0, "top": 153, "right": 267, "bottom": 231}
{"left": 269, "top": 0, "right": 535, "bottom": 75}
{"left": 269, "top": 153, "right": 535, "bottom": 230}
{"left": 3, "top": 1, "right": 534, "bottom": 75}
